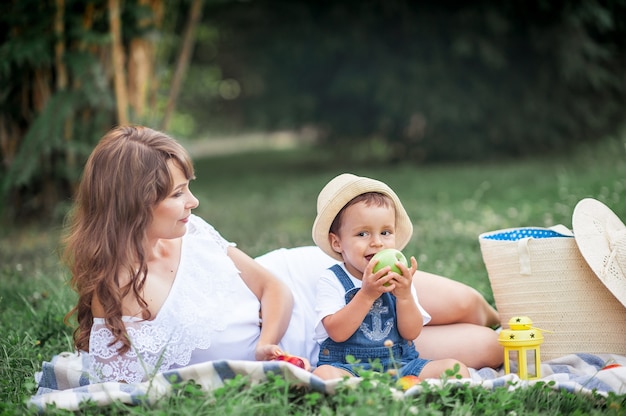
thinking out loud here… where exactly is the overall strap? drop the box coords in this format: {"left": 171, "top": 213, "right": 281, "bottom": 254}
{"left": 328, "top": 264, "right": 359, "bottom": 303}
{"left": 328, "top": 264, "right": 355, "bottom": 291}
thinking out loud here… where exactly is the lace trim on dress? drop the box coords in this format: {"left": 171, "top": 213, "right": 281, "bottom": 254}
{"left": 88, "top": 215, "right": 239, "bottom": 383}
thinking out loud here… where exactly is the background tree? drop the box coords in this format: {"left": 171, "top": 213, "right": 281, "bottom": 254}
{"left": 2, "top": 0, "right": 625, "bottom": 224}
{"left": 190, "top": 0, "right": 626, "bottom": 162}
{"left": 161, "top": 0, "right": 203, "bottom": 131}
{"left": 0, "top": 0, "right": 191, "bottom": 223}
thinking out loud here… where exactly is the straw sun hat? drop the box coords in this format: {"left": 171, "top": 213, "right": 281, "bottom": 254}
{"left": 573, "top": 198, "right": 626, "bottom": 308}
{"left": 312, "top": 173, "right": 413, "bottom": 261}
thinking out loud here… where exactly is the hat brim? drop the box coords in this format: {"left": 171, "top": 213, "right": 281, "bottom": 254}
{"left": 312, "top": 176, "right": 413, "bottom": 261}
{"left": 572, "top": 198, "right": 626, "bottom": 308}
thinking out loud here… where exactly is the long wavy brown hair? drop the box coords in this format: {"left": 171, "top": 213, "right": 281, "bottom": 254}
{"left": 63, "top": 125, "right": 195, "bottom": 353}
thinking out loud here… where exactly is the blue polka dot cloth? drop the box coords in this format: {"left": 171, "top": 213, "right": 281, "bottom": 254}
{"left": 482, "top": 228, "right": 571, "bottom": 241}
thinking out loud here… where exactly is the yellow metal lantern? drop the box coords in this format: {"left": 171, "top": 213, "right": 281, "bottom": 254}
{"left": 498, "top": 316, "right": 544, "bottom": 380}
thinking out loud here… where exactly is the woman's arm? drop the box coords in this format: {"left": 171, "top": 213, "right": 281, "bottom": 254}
{"left": 228, "top": 246, "right": 294, "bottom": 360}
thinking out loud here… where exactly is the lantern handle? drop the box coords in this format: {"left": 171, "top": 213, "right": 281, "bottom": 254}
{"left": 531, "top": 326, "right": 554, "bottom": 333}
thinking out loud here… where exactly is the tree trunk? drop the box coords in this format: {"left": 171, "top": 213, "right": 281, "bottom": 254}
{"left": 54, "top": 0, "right": 68, "bottom": 91}
{"left": 53, "top": 0, "right": 69, "bottom": 209}
{"left": 109, "top": 0, "right": 129, "bottom": 125}
{"left": 128, "top": 38, "right": 152, "bottom": 119}
{"left": 147, "top": 0, "right": 165, "bottom": 121}
{"left": 128, "top": 0, "right": 161, "bottom": 120}
{"left": 160, "top": 0, "right": 203, "bottom": 132}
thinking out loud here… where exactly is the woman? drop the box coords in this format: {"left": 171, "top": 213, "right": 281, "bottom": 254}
{"left": 64, "top": 125, "right": 501, "bottom": 384}
{"left": 63, "top": 125, "right": 293, "bottom": 383}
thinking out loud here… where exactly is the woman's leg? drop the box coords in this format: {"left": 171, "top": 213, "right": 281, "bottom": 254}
{"left": 414, "top": 323, "right": 503, "bottom": 369}
{"left": 412, "top": 270, "right": 503, "bottom": 369}
{"left": 413, "top": 270, "right": 500, "bottom": 327}
{"left": 313, "top": 364, "right": 353, "bottom": 380}
{"left": 418, "top": 358, "right": 471, "bottom": 379}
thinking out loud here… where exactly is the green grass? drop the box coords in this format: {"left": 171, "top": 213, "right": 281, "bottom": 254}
{"left": 1, "top": 136, "right": 626, "bottom": 414}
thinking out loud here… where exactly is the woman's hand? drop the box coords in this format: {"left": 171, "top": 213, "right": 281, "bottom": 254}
{"left": 255, "top": 343, "right": 284, "bottom": 361}
{"left": 254, "top": 345, "right": 312, "bottom": 371}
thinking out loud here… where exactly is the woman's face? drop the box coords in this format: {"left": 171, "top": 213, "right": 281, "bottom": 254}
{"left": 146, "top": 160, "right": 199, "bottom": 241}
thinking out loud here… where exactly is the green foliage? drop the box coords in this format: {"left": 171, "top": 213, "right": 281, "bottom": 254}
{"left": 0, "top": 88, "right": 112, "bottom": 217}
{"left": 192, "top": 0, "right": 626, "bottom": 162}
{"left": 0, "top": 0, "right": 115, "bottom": 223}
{"left": 3, "top": 0, "right": 625, "bottom": 224}
{"left": 0, "top": 0, "right": 177, "bottom": 224}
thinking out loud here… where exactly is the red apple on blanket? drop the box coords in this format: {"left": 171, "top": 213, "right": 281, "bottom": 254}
{"left": 273, "top": 353, "right": 308, "bottom": 370}
{"left": 372, "top": 249, "right": 408, "bottom": 286}
{"left": 396, "top": 375, "right": 421, "bottom": 390}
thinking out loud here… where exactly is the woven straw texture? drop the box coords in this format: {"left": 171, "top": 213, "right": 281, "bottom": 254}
{"left": 479, "top": 227, "right": 626, "bottom": 361}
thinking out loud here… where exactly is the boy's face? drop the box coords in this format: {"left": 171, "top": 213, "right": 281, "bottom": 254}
{"left": 329, "top": 200, "right": 397, "bottom": 278}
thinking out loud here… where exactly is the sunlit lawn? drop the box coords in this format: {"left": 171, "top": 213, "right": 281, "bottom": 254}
{"left": 1, "top": 136, "right": 625, "bottom": 413}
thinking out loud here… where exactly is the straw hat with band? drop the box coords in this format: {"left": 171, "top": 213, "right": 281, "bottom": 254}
{"left": 312, "top": 173, "right": 413, "bottom": 261}
{"left": 573, "top": 197, "right": 626, "bottom": 309}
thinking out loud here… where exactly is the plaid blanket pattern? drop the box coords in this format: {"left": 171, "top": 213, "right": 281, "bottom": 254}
{"left": 30, "top": 352, "right": 626, "bottom": 412}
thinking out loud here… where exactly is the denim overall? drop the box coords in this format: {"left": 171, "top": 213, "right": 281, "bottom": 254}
{"left": 317, "top": 264, "right": 430, "bottom": 377}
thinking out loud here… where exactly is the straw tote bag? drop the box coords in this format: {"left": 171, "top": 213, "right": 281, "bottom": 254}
{"left": 479, "top": 225, "right": 626, "bottom": 361}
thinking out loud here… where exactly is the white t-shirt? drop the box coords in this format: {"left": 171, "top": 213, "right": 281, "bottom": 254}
{"left": 313, "top": 263, "right": 431, "bottom": 344}
{"left": 255, "top": 246, "right": 338, "bottom": 365}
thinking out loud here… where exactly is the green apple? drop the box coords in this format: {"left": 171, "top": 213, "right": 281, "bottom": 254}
{"left": 372, "top": 249, "right": 408, "bottom": 286}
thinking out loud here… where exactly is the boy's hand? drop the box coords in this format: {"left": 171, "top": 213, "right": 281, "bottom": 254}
{"left": 361, "top": 255, "right": 417, "bottom": 301}
{"left": 360, "top": 259, "right": 396, "bottom": 300}
{"left": 390, "top": 256, "right": 418, "bottom": 299}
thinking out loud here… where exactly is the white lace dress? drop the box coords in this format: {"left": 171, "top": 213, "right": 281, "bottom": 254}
{"left": 86, "top": 215, "right": 262, "bottom": 383}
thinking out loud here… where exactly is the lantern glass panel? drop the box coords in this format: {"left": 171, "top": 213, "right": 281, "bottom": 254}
{"left": 508, "top": 350, "right": 519, "bottom": 375}
{"left": 526, "top": 349, "right": 538, "bottom": 378}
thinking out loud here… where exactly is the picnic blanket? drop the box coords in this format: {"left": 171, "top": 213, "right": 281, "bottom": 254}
{"left": 30, "top": 352, "right": 626, "bottom": 412}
